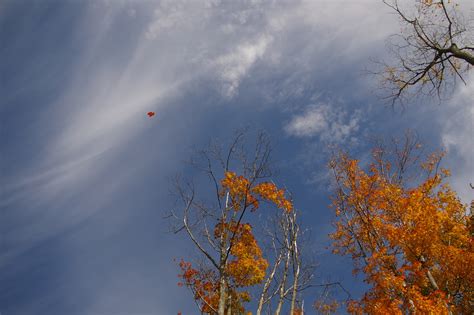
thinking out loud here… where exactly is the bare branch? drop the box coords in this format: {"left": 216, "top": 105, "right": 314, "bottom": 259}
{"left": 377, "top": 0, "right": 473, "bottom": 105}
{"left": 181, "top": 184, "right": 220, "bottom": 269}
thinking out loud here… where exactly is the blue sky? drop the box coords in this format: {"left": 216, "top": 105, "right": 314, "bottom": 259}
{"left": 1, "top": 1, "right": 473, "bottom": 314}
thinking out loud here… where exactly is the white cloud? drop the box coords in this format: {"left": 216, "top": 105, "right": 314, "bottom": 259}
{"left": 142, "top": 0, "right": 398, "bottom": 102}
{"left": 285, "top": 105, "right": 328, "bottom": 137}
{"left": 440, "top": 73, "right": 474, "bottom": 204}
{"left": 145, "top": 0, "right": 196, "bottom": 39}
{"left": 214, "top": 35, "right": 272, "bottom": 97}
{"left": 285, "top": 103, "right": 362, "bottom": 145}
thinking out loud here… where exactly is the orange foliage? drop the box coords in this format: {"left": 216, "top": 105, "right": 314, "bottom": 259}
{"left": 178, "top": 260, "right": 220, "bottom": 313}
{"left": 220, "top": 171, "right": 293, "bottom": 212}
{"left": 252, "top": 182, "right": 293, "bottom": 212}
{"left": 179, "top": 222, "right": 267, "bottom": 314}
{"left": 292, "top": 308, "right": 304, "bottom": 315}
{"left": 219, "top": 222, "right": 269, "bottom": 286}
{"left": 178, "top": 260, "right": 252, "bottom": 314}
{"left": 178, "top": 172, "right": 293, "bottom": 314}
{"left": 314, "top": 300, "right": 339, "bottom": 314}
{"left": 330, "top": 150, "right": 474, "bottom": 314}
{"left": 220, "top": 172, "right": 257, "bottom": 211}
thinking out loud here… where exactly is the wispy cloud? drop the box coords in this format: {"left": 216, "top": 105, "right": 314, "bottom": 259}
{"left": 440, "top": 73, "right": 474, "bottom": 203}
{"left": 285, "top": 102, "right": 362, "bottom": 145}
{"left": 214, "top": 35, "right": 272, "bottom": 97}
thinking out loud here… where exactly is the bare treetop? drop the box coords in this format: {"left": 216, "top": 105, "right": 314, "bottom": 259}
{"left": 380, "top": 0, "right": 473, "bottom": 105}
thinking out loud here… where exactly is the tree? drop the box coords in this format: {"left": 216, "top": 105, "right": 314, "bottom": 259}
{"left": 256, "top": 208, "right": 314, "bottom": 315}
{"left": 380, "top": 0, "right": 474, "bottom": 104}
{"left": 328, "top": 135, "right": 474, "bottom": 314}
{"left": 169, "top": 132, "right": 295, "bottom": 315}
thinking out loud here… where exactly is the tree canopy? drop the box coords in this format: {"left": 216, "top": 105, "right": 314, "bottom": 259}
{"left": 329, "top": 138, "right": 474, "bottom": 314}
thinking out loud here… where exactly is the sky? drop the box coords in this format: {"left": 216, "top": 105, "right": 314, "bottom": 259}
{"left": 1, "top": 0, "right": 473, "bottom": 314}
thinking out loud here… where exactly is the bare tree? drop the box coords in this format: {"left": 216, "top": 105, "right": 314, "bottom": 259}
{"left": 379, "top": 0, "right": 473, "bottom": 104}
{"left": 256, "top": 208, "right": 315, "bottom": 315}
{"left": 255, "top": 207, "right": 351, "bottom": 315}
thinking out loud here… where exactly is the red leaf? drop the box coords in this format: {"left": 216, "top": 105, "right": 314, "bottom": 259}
{"left": 147, "top": 112, "right": 155, "bottom": 117}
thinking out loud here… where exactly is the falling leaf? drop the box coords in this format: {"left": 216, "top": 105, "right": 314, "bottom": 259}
{"left": 147, "top": 111, "right": 155, "bottom": 117}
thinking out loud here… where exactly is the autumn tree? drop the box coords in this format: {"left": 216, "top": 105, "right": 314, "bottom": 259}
{"left": 168, "top": 132, "right": 295, "bottom": 315}
{"left": 329, "top": 135, "right": 474, "bottom": 314}
{"left": 380, "top": 0, "right": 473, "bottom": 104}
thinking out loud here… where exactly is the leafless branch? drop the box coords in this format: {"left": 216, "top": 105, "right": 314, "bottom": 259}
{"left": 377, "top": 0, "right": 473, "bottom": 105}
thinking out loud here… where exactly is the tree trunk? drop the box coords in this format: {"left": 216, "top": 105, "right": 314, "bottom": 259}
{"left": 218, "top": 275, "right": 226, "bottom": 315}
{"left": 226, "top": 294, "right": 232, "bottom": 315}
{"left": 289, "top": 226, "right": 300, "bottom": 315}
{"left": 256, "top": 252, "right": 282, "bottom": 315}
{"left": 218, "top": 193, "right": 230, "bottom": 315}
{"left": 275, "top": 246, "right": 290, "bottom": 315}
